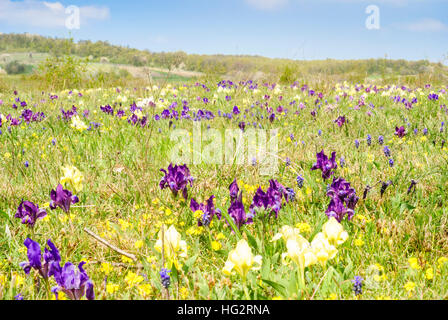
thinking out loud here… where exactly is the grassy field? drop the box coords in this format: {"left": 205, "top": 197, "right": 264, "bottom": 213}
{"left": 0, "top": 80, "right": 447, "bottom": 300}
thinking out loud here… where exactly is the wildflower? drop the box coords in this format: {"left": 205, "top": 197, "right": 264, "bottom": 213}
{"left": 296, "top": 222, "right": 312, "bottom": 234}
{"left": 124, "top": 271, "right": 144, "bottom": 287}
{"left": 70, "top": 115, "right": 88, "bottom": 132}
{"left": 134, "top": 240, "right": 144, "bottom": 249}
{"left": 404, "top": 281, "right": 416, "bottom": 296}
{"left": 51, "top": 262, "right": 95, "bottom": 300}
{"left": 311, "top": 233, "right": 338, "bottom": 267}
{"left": 222, "top": 239, "right": 262, "bottom": 280}
{"left": 50, "top": 184, "right": 79, "bottom": 213}
{"left": 407, "top": 180, "right": 418, "bottom": 195}
{"left": 296, "top": 175, "right": 304, "bottom": 189}
{"left": 334, "top": 116, "right": 346, "bottom": 127}
{"left": 352, "top": 276, "right": 363, "bottom": 296}
{"left": 160, "top": 268, "right": 171, "bottom": 289}
{"left": 380, "top": 180, "right": 393, "bottom": 197}
{"left": 228, "top": 192, "right": 251, "bottom": 229}
{"left": 383, "top": 146, "right": 391, "bottom": 157}
{"left": 408, "top": 258, "right": 422, "bottom": 270}
{"left": 106, "top": 283, "right": 119, "bottom": 295}
{"left": 249, "top": 180, "right": 289, "bottom": 219}
{"left": 15, "top": 200, "right": 47, "bottom": 228}
{"left": 159, "top": 164, "right": 194, "bottom": 200}
{"left": 229, "top": 179, "right": 240, "bottom": 202}
{"left": 389, "top": 158, "right": 395, "bottom": 168}
{"left": 60, "top": 165, "right": 84, "bottom": 193}
{"left": 154, "top": 225, "right": 188, "bottom": 268}
{"left": 282, "top": 236, "right": 317, "bottom": 271}
{"left": 355, "top": 140, "right": 360, "bottom": 149}
{"left": 395, "top": 126, "right": 406, "bottom": 138}
{"left": 378, "top": 135, "right": 384, "bottom": 145}
{"left": 15, "top": 294, "right": 24, "bottom": 300}
{"left": 438, "top": 257, "right": 448, "bottom": 269}
{"left": 367, "top": 135, "right": 372, "bottom": 146}
{"left": 211, "top": 241, "right": 222, "bottom": 251}
{"left": 425, "top": 268, "right": 434, "bottom": 280}
{"left": 311, "top": 150, "right": 338, "bottom": 180}
{"left": 325, "top": 178, "right": 359, "bottom": 222}
{"left": 19, "top": 239, "right": 60, "bottom": 279}
{"left": 100, "top": 263, "right": 113, "bottom": 276}
{"left": 272, "top": 226, "right": 302, "bottom": 242}
{"left": 190, "top": 195, "right": 221, "bottom": 227}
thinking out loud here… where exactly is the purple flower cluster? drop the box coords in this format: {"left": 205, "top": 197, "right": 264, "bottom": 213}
{"left": 15, "top": 200, "right": 47, "bottom": 228}
{"left": 190, "top": 195, "right": 222, "bottom": 227}
{"left": 325, "top": 177, "right": 359, "bottom": 222}
{"left": 160, "top": 164, "right": 194, "bottom": 199}
{"left": 50, "top": 184, "right": 79, "bottom": 213}
{"left": 19, "top": 239, "right": 95, "bottom": 300}
{"left": 249, "top": 180, "right": 289, "bottom": 219}
{"left": 311, "top": 150, "right": 338, "bottom": 180}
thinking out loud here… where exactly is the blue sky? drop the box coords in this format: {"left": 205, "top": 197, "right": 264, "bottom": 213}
{"left": 0, "top": 0, "right": 447, "bottom": 62}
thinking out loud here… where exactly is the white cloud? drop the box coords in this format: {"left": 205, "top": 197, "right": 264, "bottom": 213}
{"left": 245, "top": 0, "right": 289, "bottom": 10}
{"left": 0, "top": 0, "right": 110, "bottom": 28}
{"left": 402, "top": 18, "right": 448, "bottom": 32}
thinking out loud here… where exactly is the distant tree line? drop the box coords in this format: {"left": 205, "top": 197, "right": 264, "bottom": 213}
{"left": 0, "top": 33, "right": 446, "bottom": 79}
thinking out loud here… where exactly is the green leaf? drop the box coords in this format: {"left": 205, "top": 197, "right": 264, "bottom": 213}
{"left": 245, "top": 230, "right": 258, "bottom": 251}
{"left": 262, "top": 279, "right": 287, "bottom": 297}
{"left": 220, "top": 209, "right": 242, "bottom": 239}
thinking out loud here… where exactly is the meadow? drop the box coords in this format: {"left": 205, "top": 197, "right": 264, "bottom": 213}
{"left": 0, "top": 79, "right": 447, "bottom": 300}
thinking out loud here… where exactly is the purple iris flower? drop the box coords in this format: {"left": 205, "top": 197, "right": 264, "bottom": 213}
{"left": 159, "top": 164, "right": 194, "bottom": 200}
{"left": 50, "top": 184, "right": 79, "bottom": 213}
{"left": 325, "top": 177, "right": 358, "bottom": 222}
{"left": 15, "top": 200, "right": 47, "bottom": 228}
{"left": 51, "top": 262, "right": 95, "bottom": 301}
{"left": 19, "top": 239, "right": 61, "bottom": 280}
{"left": 228, "top": 192, "right": 251, "bottom": 230}
{"left": 395, "top": 126, "right": 406, "bottom": 138}
{"left": 190, "top": 195, "right": 222, "bottom": 227}
{"left": 311, "top": 150, "right": 338, "bottom": 180}
{"left": 249, "top": 180, "right": 289, "bottom": 219}
{"left": 229, "top": 179, "right": 240, "bottom": 203}
{"left": 334, "top": 116, "right": 346, "bottom": 127}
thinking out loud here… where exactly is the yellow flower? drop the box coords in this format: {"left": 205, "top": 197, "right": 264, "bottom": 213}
{"left": 437, "top": 257, "right": 448, "bottom": 269}
{"left": 425, "top": 268, "right": 434, "bottom": 280}
{"left": 118, "top": 219, "right": 131, "bottom": 231}
{"left": 322, "top": 218, "right": 349, "bottom": 246}
{"left": 70, "top": 115, "right": 88, "bottom": 132}
{"left": 272, "top": 226, "right": 302, "bottom": 242}
{"left": 180, "top": 287, "right": 189, "bottom": 300}
{"left": 282, "top": 236, "right": 317, "bottom": 269}
{"left": 211, "top": 241, "right": 222, "bottom": 251}
{"left": 295, "top": 222, "right": 312, "bottom": 234}
{"left": 310, "top": 233, "right": 338, "bottom": 267}
{"left": 404, "top": 281, "right": 416, "bottom": 295}
{"left": 216, "top": 232, "right": 226, "bottom": 241}
{"left": 408, "top": 258, "right": 422, "bottom": 270}
{"left": 137, "top": 284, "right": 153, "bottom": 297}
{"left": 100, "top": 262, "right": 113, "bottom": 275}
{"left": 106, "top": 283, "right": 119, "bottom": 295}
{"left": 60, "top": 165, "right": 84, "bottom": 193}
{"left": 0, "top": 274, "right": 5, "bottom": 286}
{"left": 135, "top": 240, "right": 144, "bottom": 249}
{"left": 4, "top": 152, "right": 11, "bottom": 159}
{"left": 155, "top": 225, "right": 188, "bottom": 268}
{"left": 354, "top": 235, "right": 365, "bottom": 247}
{"left": 327, "top": 293, "right": 338, "bottom": 300}
{"left": 124, "top": 271, "right": 144, "bottom": 287}
{"left": 222, "top": 239, "right": 262, "bottom": 280}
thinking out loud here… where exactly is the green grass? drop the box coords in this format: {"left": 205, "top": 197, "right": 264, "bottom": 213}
{"left": 0, "top": 82, "right": 447, "bottom": 300}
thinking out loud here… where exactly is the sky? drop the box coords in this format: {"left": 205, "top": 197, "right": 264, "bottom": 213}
{"left": 0, "top": 0, "right": 447, "bottom": 63}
